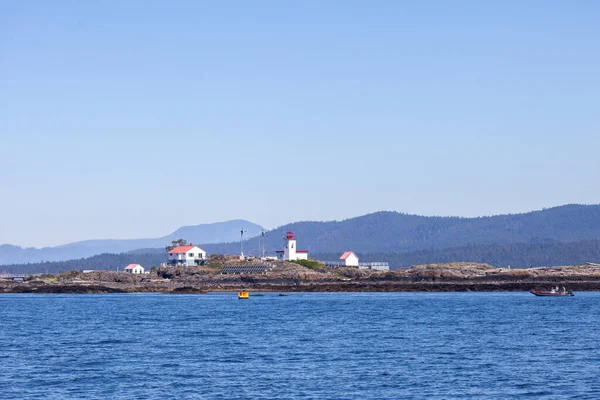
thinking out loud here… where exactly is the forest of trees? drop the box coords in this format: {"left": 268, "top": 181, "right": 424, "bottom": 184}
{"left": 3, "top": 239, "right": 600, "bottom": 274}
{"left": 3, "top": 204, "right": 600, "bottom": 274}
{"left": 186, "top": 204, "right": 600, "bottom": 256}
{"left": 5, "top": 204, "right": 600, "bottom": 266}
{"left": 314, "top": 240, "right": 600, "bottom": 269}
{"left": 0, "top": 252, "right": 165, "bottom": 275}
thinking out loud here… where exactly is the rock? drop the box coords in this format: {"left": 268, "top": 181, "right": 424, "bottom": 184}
{"left": 169, "top": 286, "right": 207, "bottom": 294}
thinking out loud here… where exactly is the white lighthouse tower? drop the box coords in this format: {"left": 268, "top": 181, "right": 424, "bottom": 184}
{"left": 275, "top": 231, "right": 308, "bottom": 261}
{"left": 283, "top": 231, "right": 296, "bottom": 261}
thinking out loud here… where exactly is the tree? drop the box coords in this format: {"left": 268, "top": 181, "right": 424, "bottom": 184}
{"left": 166, "top": 239, "right": 188, "bottom": 252}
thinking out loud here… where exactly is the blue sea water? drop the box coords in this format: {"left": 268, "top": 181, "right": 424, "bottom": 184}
{"left": 1, "top": 292, "right": 599, "bottom": 399}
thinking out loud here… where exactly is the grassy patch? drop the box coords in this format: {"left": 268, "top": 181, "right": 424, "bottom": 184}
{"left": 290, "top": 259, "right": 325, "bottom": 271}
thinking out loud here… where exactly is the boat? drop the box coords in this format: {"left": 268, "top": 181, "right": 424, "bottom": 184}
{"left": 530, "top": 286, "right": 574, "bottom": 297}
{"left": 238, "top": 291, "right": 249, "bottom": 299}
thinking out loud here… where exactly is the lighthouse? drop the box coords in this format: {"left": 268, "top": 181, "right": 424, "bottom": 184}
{"left": 283, "top": 231, "right": 296, "bottom": 261}
{"left": 275, "top": 231, "right": 309, "bottom": 261}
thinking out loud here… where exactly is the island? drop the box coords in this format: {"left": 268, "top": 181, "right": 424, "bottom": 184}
{"left": 3, "top": 256, "right": 600, "bottom": 294}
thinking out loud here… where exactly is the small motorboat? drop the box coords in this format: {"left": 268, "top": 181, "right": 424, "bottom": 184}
{"left": 238, "top": 291, "right": 249, "bottom": 299}
{"left": 530, "top": 286, "right": 574, "bottom": 297}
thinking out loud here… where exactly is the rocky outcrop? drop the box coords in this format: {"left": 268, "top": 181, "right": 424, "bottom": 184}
{"left": 4, "top": 262, "right": 600, "bottom": 293}
{"left": 5, "top": 284, "right": 126, "bottom": 294}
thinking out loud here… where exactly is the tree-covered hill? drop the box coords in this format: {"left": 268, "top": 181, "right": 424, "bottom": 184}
{"left": 4, "top": 204, "right": 600, "bottom": 269}
{"left": 198, "top": 204, "right": 600, "bottom": 256}
{"left": 3, "top": 239, "right": 600, "bottom": 274}
{"left": 0, "top": 252, "right": 165, "bottom": 275}
{"left": 314, "top": 240, "right": 600, "bottom": 270}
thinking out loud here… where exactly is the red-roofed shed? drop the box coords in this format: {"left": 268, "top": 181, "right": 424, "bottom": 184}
{"left": 339, "top": 251, "right": 359, "bottom": 267}
{"left": 124, "top": 264, "right": 145, "bottom": 274}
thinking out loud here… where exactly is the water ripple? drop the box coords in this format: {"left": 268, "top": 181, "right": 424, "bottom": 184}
{"left": 1, "top": 292, "right": 599, "bottom": 399}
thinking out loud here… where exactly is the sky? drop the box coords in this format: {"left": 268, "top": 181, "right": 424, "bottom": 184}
{"left": 1, "top": 1, "right": 599, "bottom": 247}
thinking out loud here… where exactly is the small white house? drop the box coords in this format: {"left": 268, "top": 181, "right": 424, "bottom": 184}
{"left": 168, "top": 245, "right": 207, "bottom": 266}
{"left": 340, "top": 251, "right": 359, "bottom": 267}
{"left": 124, "top": 264, "right": 145, "bottom": 274}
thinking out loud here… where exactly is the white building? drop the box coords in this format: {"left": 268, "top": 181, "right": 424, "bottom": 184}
{"left": 168, "top": 245, "right": 207, "bottom": 266}
{"left": 276, "top": 231, "right": 309, "bottom": 261}
{"left": 322, "top": 254, "right": 389, "bottom": 270}
{"left": 358, "top": 262, "right": 390, "bottom": 271}
{"left": 340, "top": 251, "right": 359, "bottom": 267}
{"left": 124, "top": 264, "right": 145, "bottom": 274}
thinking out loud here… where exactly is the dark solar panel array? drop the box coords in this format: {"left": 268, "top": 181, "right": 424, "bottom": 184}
{"left": 221, "top": 265, "right": 270, "bottom": 274}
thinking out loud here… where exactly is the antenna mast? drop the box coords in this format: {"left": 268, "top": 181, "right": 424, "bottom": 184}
{"left": 240, "top": 227, "right": 247, "bottom": 259}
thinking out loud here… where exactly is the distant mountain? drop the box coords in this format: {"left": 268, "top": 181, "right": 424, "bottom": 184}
{"left": 0, "top": 220, "right": 263, "bottom": 265}
{"left": 193, "top": 204, "right": 600, "bottom": 257}
{"left": 4, "top": 204, "right": 600, "bottom": 268}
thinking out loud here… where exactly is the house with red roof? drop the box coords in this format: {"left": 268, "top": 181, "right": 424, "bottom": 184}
{"left": 340, "top": 251, "right": 359, "bottom": 267}
{"left": 322, "top": 252, "right": 389, "bottom": 270}
{"left": 124, "top": 263, "right": 145, "bottom": 274}
{"left": 167, "top": 245, "right": 207, "bottom": 266}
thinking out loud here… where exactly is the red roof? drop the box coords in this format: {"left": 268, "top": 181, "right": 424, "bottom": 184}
{"left": 168, "top": 245, "right": 196, "bottom": 254}
{"left": 340, "top": 251, "right": 356, "bottom": 260}
{"left": 125, "top": 264, "right": 141, "bottom": 270}
{"left": 297, "top": 250, "right": 309, "bottom": 253}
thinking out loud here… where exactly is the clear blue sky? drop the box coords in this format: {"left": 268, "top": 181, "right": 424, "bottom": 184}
{"left": 1, "top": 1, "right": 599, "bottom": 247}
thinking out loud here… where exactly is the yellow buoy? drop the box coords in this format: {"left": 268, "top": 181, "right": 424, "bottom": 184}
{"left": 238, "top": 291, "right": 249, "bottom": 299}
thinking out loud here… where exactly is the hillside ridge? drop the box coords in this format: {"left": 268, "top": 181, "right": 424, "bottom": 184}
{"left": 3, "top": 204, "right": 600, "bottom": 267}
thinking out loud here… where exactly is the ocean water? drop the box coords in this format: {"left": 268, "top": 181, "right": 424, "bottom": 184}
{"left": 1, "top": 292, "right": 599, "bottom": 400}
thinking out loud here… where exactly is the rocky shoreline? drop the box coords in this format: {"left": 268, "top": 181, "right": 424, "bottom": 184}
{"left": 3, "top": 261, "right": 600, "bottom": 294}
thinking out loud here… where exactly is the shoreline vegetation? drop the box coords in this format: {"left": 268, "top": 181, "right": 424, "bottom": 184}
{"left": 3, "top": 258, "right": 600, "bottom": 294}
